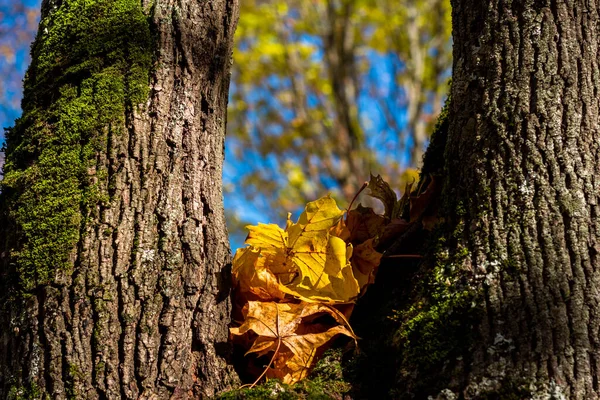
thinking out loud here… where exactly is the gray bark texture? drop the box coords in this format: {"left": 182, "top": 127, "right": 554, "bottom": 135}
{"left": 404, "top": 0, "right": 600, "bottom": 398}
{"left": 0, "top": 0, "right": 240, "bottom": 398}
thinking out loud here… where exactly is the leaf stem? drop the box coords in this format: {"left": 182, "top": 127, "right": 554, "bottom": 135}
{"left": 249, "top": 338, "right": 282, "bottom": 389}
{"left": 346, "top": 181, "right": 369, "bottom": 220}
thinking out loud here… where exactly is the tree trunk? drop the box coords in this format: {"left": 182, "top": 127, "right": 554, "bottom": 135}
{"left": 0, "top": 0, "right": 239, "bottom": 398}
{"left": 393, "top": 1, "right": 600, "bottom": 398}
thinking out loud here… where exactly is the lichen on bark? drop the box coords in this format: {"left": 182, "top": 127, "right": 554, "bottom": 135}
{"left": 386, "top": 1, "right": 600, "bottom": 398}
{"left": 1, "top": 0, "right": 154, "bottom": 291}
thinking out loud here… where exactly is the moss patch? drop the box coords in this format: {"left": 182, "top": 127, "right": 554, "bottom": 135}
{"left": 1, "top": 0, "right": 154, "bottom": 291}
{"left": 383, "top": 225, "right": 483, "bottom": 399}
{"left": 343, "top": 93, "right": 484, "bottom": 397}
{"left": 7, "top": 382, "right": 46, "bottom": 400}
{"left": 217, "top": 350, "right": 351, "bottom": 400}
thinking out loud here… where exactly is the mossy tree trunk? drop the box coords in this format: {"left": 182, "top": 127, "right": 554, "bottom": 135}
{"left": 390, "top": 1, "right": 600, "bottom": 398}
{"left": 0, "top": 0, "right": 239, "bottom": 398}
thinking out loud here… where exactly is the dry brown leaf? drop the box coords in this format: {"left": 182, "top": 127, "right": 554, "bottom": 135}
{"left": 368, "top": 173, "right": 397, "bottom": 219}
{"left": 422, "top": 214, "right": 441, "bottom": 231}
{"left": 230, "top": 301, "right": 356, "bottom": 385}
{"left": 392, "top": 179, "right": 414, "bottom": 220}
{"left": 346, "top": 205, "right": 386, "bottom": 244}
{"left": 409, "top": 176, "right": 440, "bottom": 223}
{"left": 351, "top": 238, "right": 382, "bottom": 292}
{"left": 378, "top": 218, "right": 411, "bottom": 248}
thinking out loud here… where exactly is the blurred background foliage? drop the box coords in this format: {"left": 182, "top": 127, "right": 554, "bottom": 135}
{"left": 225, "top": 0, "right": 451, "bottom": 246}
{"left": 0, "top": 0, "right": 40, "bottom": 173}
{"left": 0, "top": 0, "right": 451, "bottom": 249}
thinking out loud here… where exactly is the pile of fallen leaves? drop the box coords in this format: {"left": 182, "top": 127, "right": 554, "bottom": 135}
{"left": 230, "top": 174, "right": 439, "bottom": 386}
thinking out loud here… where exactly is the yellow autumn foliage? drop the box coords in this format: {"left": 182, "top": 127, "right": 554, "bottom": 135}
{"left": 235, "top": 195, "right": 360, "bottom": 303}
{"left": 231, "top": 190, "right": 393, "bottom": 386}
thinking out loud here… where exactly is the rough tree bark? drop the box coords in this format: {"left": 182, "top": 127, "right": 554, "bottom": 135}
{"left": 0, "top": 0, "right": 239, "bottom": 398}
{"left": 392, "top": 1, "right": 600, "bottom": 398}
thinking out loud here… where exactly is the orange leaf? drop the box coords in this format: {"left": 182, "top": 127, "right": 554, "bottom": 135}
{"left": 267, "top": 325, "right": 354, "bottom": 384}
{"left": 329, "top": 217, "right": 351, "bottom": 242}
{"left": 230, "top": 301, "right": 356, "bottom": 385}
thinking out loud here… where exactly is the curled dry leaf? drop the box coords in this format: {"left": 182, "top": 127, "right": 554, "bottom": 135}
{"left": 393, "top": 179, "right": 414, "bottom": 220}
{"left": 368, "top": 173, "right": 397, "bottom": 219}
{"left": 409, "top": 176, "right": 440, "bottom": 224}
{"left": 378, "top": 218, "right": 411, "bottom": 248}
{"left": 366, "top": 173, "right": 419, "bottom": 221}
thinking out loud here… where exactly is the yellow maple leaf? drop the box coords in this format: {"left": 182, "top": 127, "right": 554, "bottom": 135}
{"left": 238, "top": 195, "right": 360, "bottom": 303}
{"left": 230, "top": 301, "right": 356, "bottom": 385}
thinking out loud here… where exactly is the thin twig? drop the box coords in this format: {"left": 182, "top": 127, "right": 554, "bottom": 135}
{"left": 381, "top": 221, "right": 421, "bottom": 257}
{"left": 383, "top": 254, "right": 423, "bottom": 259}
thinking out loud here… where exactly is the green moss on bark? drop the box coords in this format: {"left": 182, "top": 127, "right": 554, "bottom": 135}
{"left": 393, "top": 240, "right": 481, "bottom": 371}
{"left": 7, "top": 382, "right": 46, "bottom": 400}
{"left": 1, "top": 0, "right": 154, "bottom": 291}
{"left": 390, "top": 89, "right": 483, "bottom": 383}
{"left": 345, "top": 94, "right": 482, "bottom": 397}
